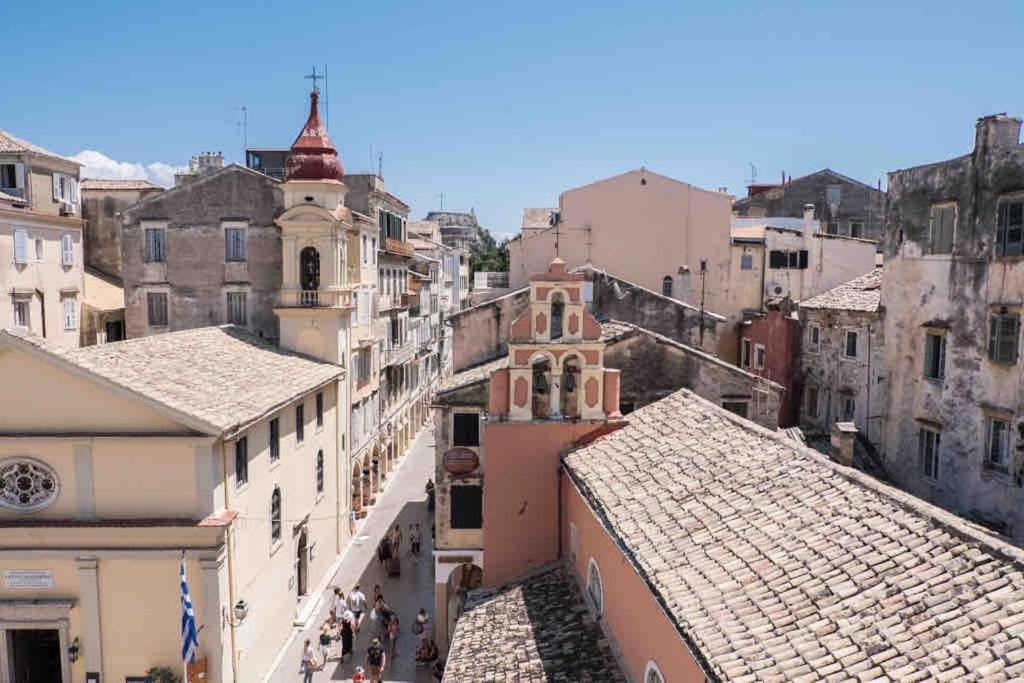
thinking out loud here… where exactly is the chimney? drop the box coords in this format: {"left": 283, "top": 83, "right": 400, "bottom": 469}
{"left": 975, "top": 114, "right": 1022, "bottom": 154}
{"left": 803, "top": 203, "right": 816, "bottom": 238}
{"left": 830, "top": 421, "right": 858, "bottom": 466}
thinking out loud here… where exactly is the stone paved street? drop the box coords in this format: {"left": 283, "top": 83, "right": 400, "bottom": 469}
{"left": 265, "top": 426, "right": 437, "bottom": 683}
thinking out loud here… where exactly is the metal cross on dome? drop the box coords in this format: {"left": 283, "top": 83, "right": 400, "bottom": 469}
{"left": 305, "top": 66, "right": 323, "bottom": 93}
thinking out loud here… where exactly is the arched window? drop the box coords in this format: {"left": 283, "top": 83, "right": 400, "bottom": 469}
{"left": 662, "top": 276, "right": 673, "bottom": 297}
{"left": 586, "top": 557, "right": 603, "bottom": 616}
{"left": 300, "top": 247, "right": 320, "bottom": 290}
{"left": 644, "top": 661, "right": 665, "bottom": 683}
{"left": 531, "top": 357, "right": 551, "bottom": 419}
{"left": 316, "top": 450, "right": 324, "bottom": 494}
{"left": 270, "top": 486, "right": 282, "bottom": 543}
{"left": 550, "top": 293, "right": 564, "bottom": 339}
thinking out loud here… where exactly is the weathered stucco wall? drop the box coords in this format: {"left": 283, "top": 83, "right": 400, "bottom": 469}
{"left": 82, "top": 187, "right": 162, "bottom": 279}
{"left": 605, "top": 331, "right": 781, "bottom": 429}
{"left": 740, "top": 309, "right": 802, "bottom": 427}
{"left": 799, "top": 308, "right": 885, "bottom": 447}
{"left": 882, "top": 115, "right": 1024, "bottom": 538}
{"left": 121, "top": 167, "right": 283, "bottom": 340}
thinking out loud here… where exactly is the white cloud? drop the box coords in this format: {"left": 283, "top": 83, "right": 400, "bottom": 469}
{"left": 72, "top": 150, "right": 185, "bottom": 188}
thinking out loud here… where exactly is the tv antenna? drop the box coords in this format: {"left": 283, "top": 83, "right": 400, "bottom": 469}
{"left": 749, "top": 163, "right": 757, "bottom": 185}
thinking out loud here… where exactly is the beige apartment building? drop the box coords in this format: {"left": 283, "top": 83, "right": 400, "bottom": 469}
{"left": 509, "top": 169, "right": 738, "bottom": 357}
{"left": 0, "top": 131, "right": 84, "bottom": 348}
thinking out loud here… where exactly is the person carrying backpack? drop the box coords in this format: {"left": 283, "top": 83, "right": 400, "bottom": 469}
{"left": 366, "top": 637, "right": 387, "bottom": 682}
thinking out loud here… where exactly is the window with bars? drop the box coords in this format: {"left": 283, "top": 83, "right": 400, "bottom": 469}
{"left": 997, "top": 198, "right": 1024, "bottom": 257}
{"left": 147, "top": 292, "right": 168, "bottom": 327}
{"left": 928, "top": 203, "right": 956, "bottom": 254}
{"left": 225, "top": 226, "right": 246, "bottom": 262}
{"left": 768, "top": 249, "right": 808, "bottom": 269}
{"left": 919, "top": 428, "right": 941, "bottom": 480}
{"left": 985, "top": 416, "right": 1012, "bottom": 472}
{"left": 144, "top": 228, "right": 166, "bottom": 263}
{"left": 988, "top": 310, "right": 1019, "bottom": 364}
{"left": 924, "top": 332, "right": 946, "bottom": 379}
{"left": 235, "top": 437, "right": 248, "bottom": 487}
{"left": 661, "top": 276, "right": 673, "bottom": 297}
{"left": 270, "top": 486, "right": 281, "bottom": 542}
{"left": 226, "top": 292, "right": 247, "bottom": 325}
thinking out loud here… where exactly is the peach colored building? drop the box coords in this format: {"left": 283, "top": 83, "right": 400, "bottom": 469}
{"left": 443, "top": 270, "right": 1024, "bottom": 682}
{"left": 509, "top": 169, "right": 739, "bottom": 358}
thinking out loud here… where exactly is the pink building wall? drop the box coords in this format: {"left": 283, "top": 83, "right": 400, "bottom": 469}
{"left": 562, "top": 477, "right": 708, "bottom": 682}
{"left": 482, "top": 421, "right": 603, "bottom": 586}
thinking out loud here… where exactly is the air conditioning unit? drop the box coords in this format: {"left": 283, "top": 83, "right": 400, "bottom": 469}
{"left": 59, "top": 202, "right": 76, "bottom": 216}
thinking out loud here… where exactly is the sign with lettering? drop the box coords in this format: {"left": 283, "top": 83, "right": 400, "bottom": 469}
{"left": 438, "top": 555, "right": 476, "bottom": 565}
{"left": 3, "top": 569, "right": 54, "bottom": 589}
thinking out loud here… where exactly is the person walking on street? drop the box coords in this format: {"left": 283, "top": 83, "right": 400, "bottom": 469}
{"left": 410, "top": 523, "right": 422, "bottom": 562}
{"left": 387, "top": 611, "right": 400, "bottom": 659}
{"left": 414, "top": 608, "right": 430, "bottom": 643}
{"left": 340, "top": 607, "right": 355, "bottom": 662}
{"left": 390, "top": 524, "right": 403, "bottom": 554}
{"left": 318, "top": 623, "right": 332, "bottom": 662}
{"left": 300, "top": 639, "right": 315, "bottom": 683}
{"left": 377, "top": 535, "right": 392, "bottom": 570}
{"left": 348, "top": 584, "right": 367, "bottom": 632}
{"left": 366, "top": 637, "right": 387, "bottom": 683}
{"left": 330, "top": 587, "right": 345, "bottom": 624}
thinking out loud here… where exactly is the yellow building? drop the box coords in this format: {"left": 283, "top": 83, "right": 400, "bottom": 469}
{"left": 0, "top": 325, "right": 345, "bottom": 682}
{"left": 0, "top": 131, "right": 84, "bottom": 348}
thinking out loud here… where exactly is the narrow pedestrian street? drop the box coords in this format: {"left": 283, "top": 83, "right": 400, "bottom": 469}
{"left": 265, "top": 426, "right": 437, "bottom": 683}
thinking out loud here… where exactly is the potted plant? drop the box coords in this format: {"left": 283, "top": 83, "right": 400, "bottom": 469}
{"left": 146, "top": 666, "right": 181, "bottom": 683}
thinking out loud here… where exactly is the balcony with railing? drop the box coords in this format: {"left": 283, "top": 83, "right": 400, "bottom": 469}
{"left": 277, "top": 289, "right": 351, "bottom": 308}
{"left": 385, "top": 237, "right": 414, "bottom": 258}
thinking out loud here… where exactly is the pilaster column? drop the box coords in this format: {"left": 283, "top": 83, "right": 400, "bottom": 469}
{"left": 200, "top": 553, "right": 226, "bottom": 683}
{"left": 75, "top": 556, "right": 103, "bottom": 676}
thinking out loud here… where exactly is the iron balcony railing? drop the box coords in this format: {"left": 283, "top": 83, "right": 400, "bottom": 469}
{"left": 277, "top": 290, "right": 349, "bottom": 308}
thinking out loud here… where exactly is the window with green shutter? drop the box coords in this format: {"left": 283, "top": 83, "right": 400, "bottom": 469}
{"left": 988, "top": 310, "right": 1020, "bottom": 364}
{"left": 928, "top": 203, "right": 956, "bottom": 254}
{"left": 924, "top": 332, "right": 946, "bottom": 379}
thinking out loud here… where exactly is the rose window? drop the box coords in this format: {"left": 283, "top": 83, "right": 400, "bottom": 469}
{"left": 0, "top": 458, "right": 60, "bottom": 512}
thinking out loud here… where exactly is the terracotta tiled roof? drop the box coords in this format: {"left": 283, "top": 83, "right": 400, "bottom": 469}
{"left": 0, "top": 130, "right": 79, "bottom": 165}
{"left": 563, "top": 388, "right": 1024, "bottom": 681}
{"left": 444, "top": 564, "right": 625, "bottom": 682}
{"left": 799, "top": 267, "right": 882, "bottom": 312}
{"left": 80, "top": 178, "right": 162, "bottom": 191}
{"left": 436, "top": 356, "right": 507, "bottom": 396}
{"left": 0, "top": 326, "right": 342, "bottom": 435}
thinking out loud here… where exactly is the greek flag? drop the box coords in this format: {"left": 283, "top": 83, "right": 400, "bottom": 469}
{"left": 180, "top": 556, "right": 200, "bottom": 666}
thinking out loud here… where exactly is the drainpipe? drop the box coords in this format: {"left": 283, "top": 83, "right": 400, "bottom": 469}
{"left": 866, "top": 324, "right": 872, "bottom": 446}
{"left": 35, "top": 288, "right": 46, "bottom": 338}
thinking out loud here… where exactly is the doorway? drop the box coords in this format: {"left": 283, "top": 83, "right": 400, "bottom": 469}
{"left": 104, "top": 319, "right": 124, "bottom": 343}
{"left": 9, "top": 629, "right": 62, "bottom": 683}
{"left": 296, "top": 529, "right": 309, "bottom": 597}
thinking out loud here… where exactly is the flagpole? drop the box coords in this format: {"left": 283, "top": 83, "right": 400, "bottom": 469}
{"left": 182, "top": 550, "right": 189, "bottom": 683}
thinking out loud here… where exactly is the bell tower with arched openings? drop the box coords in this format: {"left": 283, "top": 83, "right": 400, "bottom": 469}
{"left": 274, "top": 87, "right": 356, "bottom": 366}
{"left": 494, "top": 257, "right": 621, "bottom": 422}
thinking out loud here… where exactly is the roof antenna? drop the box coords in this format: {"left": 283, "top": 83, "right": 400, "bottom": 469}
{"left": 324, "top": 64, "right": 329, "bottom": 132}
{"left": 749, "top": 163, "right": 757, "bottom": 185}
{"left": 378, "top": 153, "right": 383, "bottom": 179}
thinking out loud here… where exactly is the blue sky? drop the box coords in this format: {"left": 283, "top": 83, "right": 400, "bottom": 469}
{"left": 5, "top": 1, "right": 1023, "bottom": 237}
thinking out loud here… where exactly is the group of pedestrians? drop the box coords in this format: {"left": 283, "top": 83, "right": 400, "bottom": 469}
{"left": 300, "top": 521, "right": 437, "bottom": 682}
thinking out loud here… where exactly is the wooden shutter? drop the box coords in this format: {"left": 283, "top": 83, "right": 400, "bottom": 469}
{"left": 13, "top": 163, "right": 24, "bottom": 192}
{"left": 52, "top": 173, "right": 61, "bottom": 200}
{"left": 1000, "top": 315, "right": 1020, "bottom": 363}
{"left": 13, "top": 229, "right": 27, "bottom": 264}
{"left": 924, "top": 335, "right": 935, "bottom": 376}
{"left": 61, "top": 234, "right": 73, "bottom": 266}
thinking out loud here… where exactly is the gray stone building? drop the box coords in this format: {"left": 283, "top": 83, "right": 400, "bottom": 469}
{"left": 120, "top": 165, "right": 284, "bottom": 340}
{"left": 424, "top": 209, "right": 484, "bottom": 251}
{"left": 798, "top": 269, "right": 886, "bottom": 457}
{"left": 882, "top": 113, "right": 1024, "bottom": 539}
{"left": 733, "top": 168, "right": 885, "bottom": 242}
{"left": 81, "top": 179, "right": 162, "bottom": 280}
